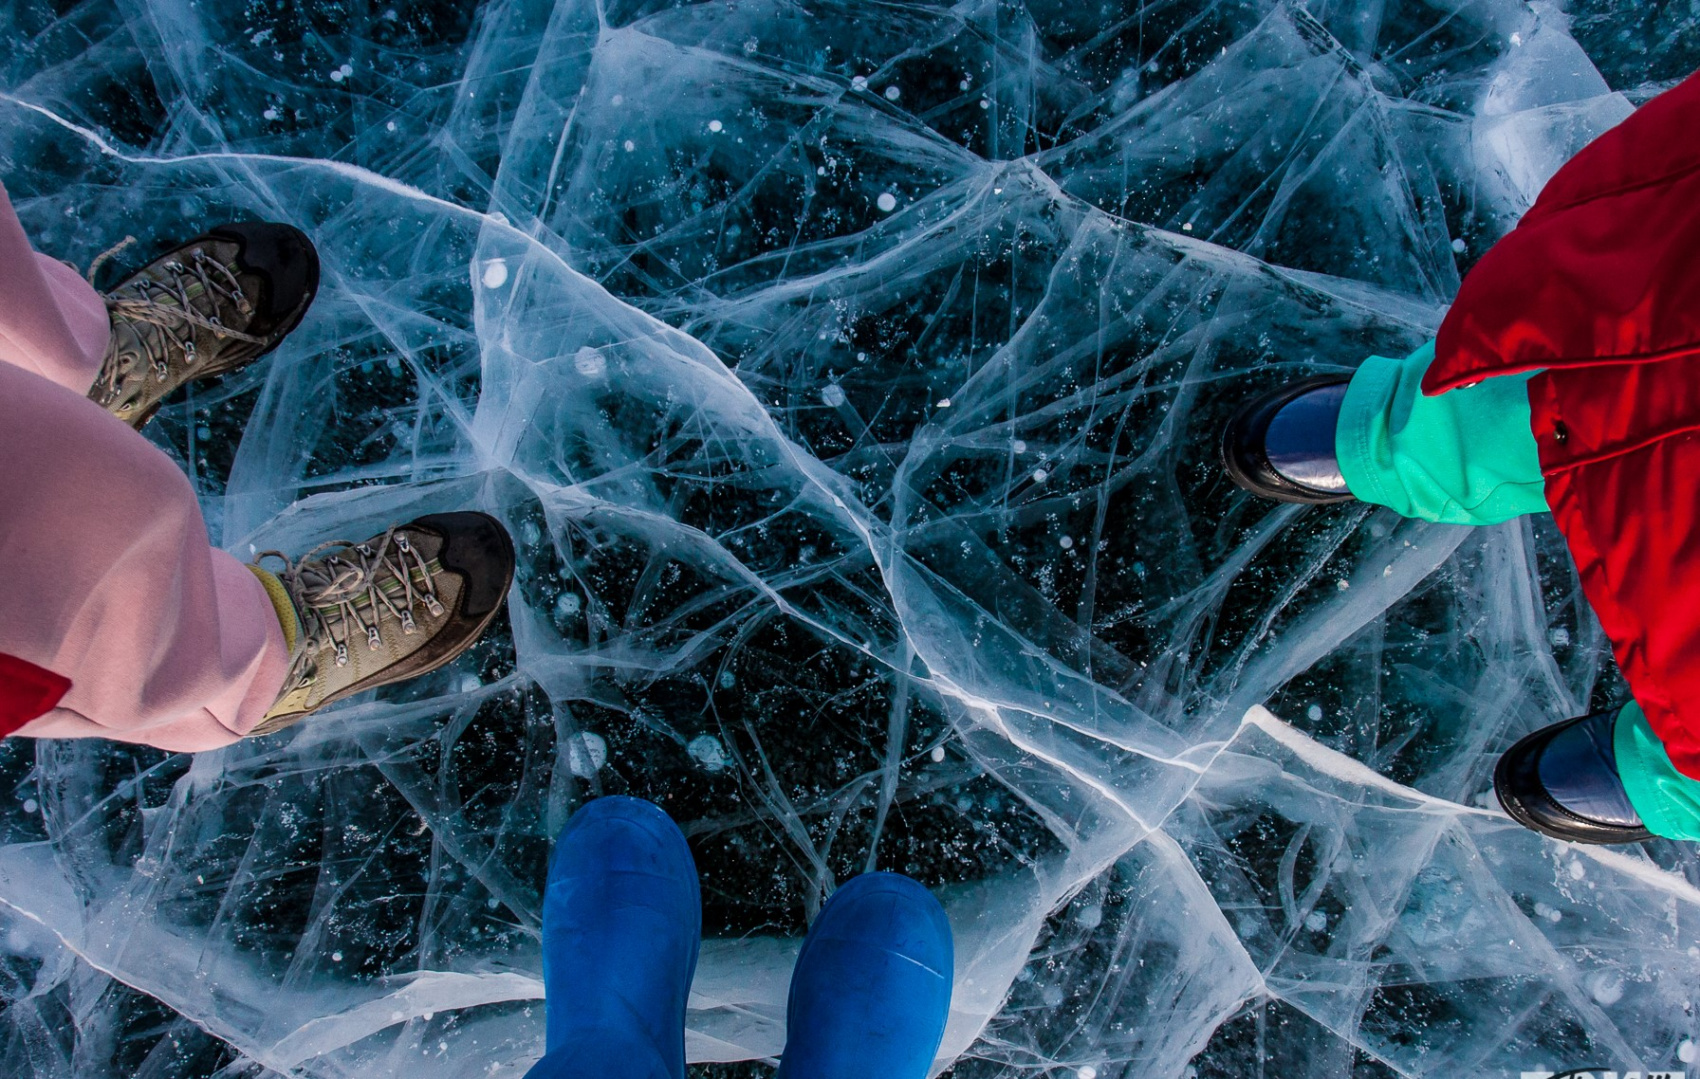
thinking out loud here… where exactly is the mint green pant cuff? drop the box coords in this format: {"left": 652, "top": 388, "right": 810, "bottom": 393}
{"left": 1615, "top": 702, "right": 1700, "bottom": 840}
{"left": 1335, "top": 341, "right": 1548, "bottom": 526}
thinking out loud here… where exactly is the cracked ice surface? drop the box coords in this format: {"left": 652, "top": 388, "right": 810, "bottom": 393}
{"left": 1, "top": 1, "right": 1699, "bottom": 1076}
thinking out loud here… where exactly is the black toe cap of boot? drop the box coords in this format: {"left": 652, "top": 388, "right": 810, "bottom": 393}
{"left": 1494, "top": 710, "right": 1654, "bottom": 845}
{"left": 415, "top": 511, "right": 517, "bottom": 620}
{"left": 1220, "top": 375, "right": 1356, "bottom": 505}
{"left": 206, "top": 221, "right": 321, "bottom": 350}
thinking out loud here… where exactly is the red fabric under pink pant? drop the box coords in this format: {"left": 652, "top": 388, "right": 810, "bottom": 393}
{"left": 0, "top": 180, "right": 288, "bottom": 751}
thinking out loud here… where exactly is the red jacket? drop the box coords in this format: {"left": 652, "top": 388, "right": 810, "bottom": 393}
{"left": 1426, "top": 70, "right": 1700, "bottom": 777}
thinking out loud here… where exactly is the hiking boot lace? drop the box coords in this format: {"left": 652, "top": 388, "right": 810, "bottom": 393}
{"left": 91, "top": 238, "right": 269, "bottom": 405}
{"left": 256, "top": 527, "right": 446, "bottom": 693}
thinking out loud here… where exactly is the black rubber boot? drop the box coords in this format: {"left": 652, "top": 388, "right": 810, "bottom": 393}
{"left": 89, "top": 221, "right": 320, "bottom": 429}
{"left": 1220, "top": 375, "right": 1356, "bottom": 504}
{"left": 1494, "top": 709, "right": 1654, "bottom": 845}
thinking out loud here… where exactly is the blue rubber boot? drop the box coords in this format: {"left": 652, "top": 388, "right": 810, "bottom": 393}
{"left": 524, "top": 796, "right": 701, "bottom": 1079}
{"left": 775, "top": 872, "right": 954, "bottom": 1079}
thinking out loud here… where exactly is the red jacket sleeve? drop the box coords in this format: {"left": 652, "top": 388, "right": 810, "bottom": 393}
{"left": 0, "top": 653, "right": 71, "bottom": 738}
{"left": 1426, "top": 70, "right": 1700, "bottom": 394}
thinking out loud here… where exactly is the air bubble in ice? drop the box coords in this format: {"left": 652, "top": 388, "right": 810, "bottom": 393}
{"left": 574, "top": 348, "right": 607, "bottom": 378}
{"left": 688, "top": 735, "right": 729, "bottom": 772}
{"left": 566, "top": 732, "right": 608, "bottom": 779}
{"left": 1586, "top": 970, "right": 1625, "bottom": 1006}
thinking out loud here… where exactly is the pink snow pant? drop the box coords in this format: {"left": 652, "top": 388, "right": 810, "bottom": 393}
{"left": 0, "top": 181, "right": 289, "bottom": 752}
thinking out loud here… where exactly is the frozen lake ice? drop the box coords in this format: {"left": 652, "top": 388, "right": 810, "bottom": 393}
{"left": 1, "top": 0, "right": 1698, "bottom": 1076}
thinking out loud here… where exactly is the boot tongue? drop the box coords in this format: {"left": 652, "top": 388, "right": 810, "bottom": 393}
{"left": 1537, "top": 712, "right": 1644, "bottom": 828}
{"left": 1265, "top": 383, "right": 1350, "bottom": 493}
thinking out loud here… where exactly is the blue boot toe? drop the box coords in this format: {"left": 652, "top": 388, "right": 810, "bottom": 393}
{"left": 777, "top": 872, "right": 953, "bottom": 1079}
{"left": 533, "top": 796, "right": 701, "bottom": 1079}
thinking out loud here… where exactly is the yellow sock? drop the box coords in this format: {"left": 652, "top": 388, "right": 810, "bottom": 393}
{"left": 246, "top": 564, "right": 300, "bottom": 654}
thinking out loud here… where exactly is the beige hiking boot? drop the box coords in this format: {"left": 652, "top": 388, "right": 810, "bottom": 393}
{"left": 248, "top": 512, "right": 515, "bottom": 736}
{"left": 88, "top": 222, "right": 320, "bottom": 429}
